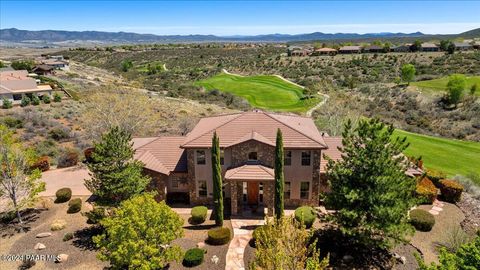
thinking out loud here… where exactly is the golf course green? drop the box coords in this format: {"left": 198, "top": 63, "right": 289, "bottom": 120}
{"left": 394, "top": 129, "right": 480, "bottom": 179}
{"left": 412, "top": 75, "right": 480, "bottom": 96}
{"left": 194, "top": 73, "right": 319, "bottom": 112}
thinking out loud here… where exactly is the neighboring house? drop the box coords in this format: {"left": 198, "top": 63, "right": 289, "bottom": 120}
{"left": 392, "top": 44, "right": 411, "bottom": 52}
{"left": 312, "top": 48, "right": 337, "bottom": 56}
{"left": 338, "top": 46, "right": 362, "bottom": 54}
{"left": 290, "top": 49, "right": 311, "bottom": 57}
{"left": 453, "top": 42, "right": 473, "bottom": 51}
{"left": 41, "top": 59, "right": 70, "bottom": 71}
{"left": 363, "top": 45, "right": 384, "bottom": 53}
{"left": 32, "top": 64, "right": 55, "bottom": 75}
{"left": 0, "top": 70, "right": 53, "bottom": 105}
{"left": 420, "top": 43, "right": 439, "bottom": 52}
{"left": 133, "top": 110, "right": 422, "bottom": 216}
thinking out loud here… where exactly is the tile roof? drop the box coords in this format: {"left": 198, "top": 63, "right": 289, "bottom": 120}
{"left": 0, "top": 70, "right": 52, "bottom": 93}
{"left": 133, "top": 136, "right": 187, "bottom": 175}
{"left": 182, "top": 110, "right": 327, "bottom": 149}
{"left": 224, "top": 164, "right": 275, "bottom": 181}
{"left": 320, "top": 136, "right": 343, "bottom": 172}
{"left": 339, "top": 46, "right": 362, "bottom": 51}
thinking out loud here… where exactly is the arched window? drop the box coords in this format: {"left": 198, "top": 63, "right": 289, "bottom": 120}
{"left": 248, "top": 151, "right": 258, "bottom": 161}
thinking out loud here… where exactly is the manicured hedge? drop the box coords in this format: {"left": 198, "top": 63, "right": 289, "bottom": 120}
{"left": 294, "top": 206, "right": 316, "bottom": 228}
{"left": 67, "top": 198, "right": 82, "bottom": 213}
{"left": 55, "top": 188, "right": 72, "bottom": 203}
{"left": 425, "top": 169, "right": 446, "bottom": 187}
{"left": 31, "top": 156, "right": 50, "bottom": 172}
{"left": 207, "top": 227, "right": 231, "bottom": 245}
{"left": 416, "top": 177, "right": 437, "bottom": 204}
{"left": 410, "top": 209, "right": 435, "bottom": 231}
{"left": 190, "top": 206, "right": 208, "bottom": 224}
{"left": 183, "top": 248, "right": 205, "bottom": 267}
{"left": 439, "top": 179, "right": 463, "bottom": 203}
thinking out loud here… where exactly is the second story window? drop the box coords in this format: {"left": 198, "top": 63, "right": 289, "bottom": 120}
{"left": 284, "top": 151, "right": 292, "bottom": 166}
{"left": 220, "top": 149, "right": 225, "bottom": 165}
{"left": 196, "top": 150, "right": 206, "bottom": 165}
{"left": 301, "top": 151, "right": 311, "bottom": 166}
{"left": 248, "top": 151, "right": 258, "bottom": 161}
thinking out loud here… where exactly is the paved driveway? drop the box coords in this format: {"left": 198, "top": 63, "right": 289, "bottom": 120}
{"left": 39, "top": 165, "right": 92, "bottom": 197}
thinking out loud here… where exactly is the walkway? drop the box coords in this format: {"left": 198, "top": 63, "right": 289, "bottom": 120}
{"left": 428, "top": 199, "right": 445, "bottom": 215}
{"left": 39, "top": 165, "right": 91, "bottom": 196}
{"left": 225, "top": 218, "right": 264, "bottom": 270}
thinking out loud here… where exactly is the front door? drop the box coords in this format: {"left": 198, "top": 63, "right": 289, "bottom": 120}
{"left": 247, "top": 182, "right": 259, "bottom": 205}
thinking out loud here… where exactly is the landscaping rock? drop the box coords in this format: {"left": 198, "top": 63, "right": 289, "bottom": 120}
{"left": 56, "top": 254, "right": 69, "bottom": 263}
{"left": 196, "top": 242, "right": 206, "bottom": 248}
{"left": 36, "top": 232, "right": 52, "bottom": 238}
{"left": 342, "top": 255, "right": 354, "bottom": 263}
{"left": 34, "top": 243, "right": 46, "bottom": 250}
{"left": 400, "top": 256, "right": 407, "bottom": 264}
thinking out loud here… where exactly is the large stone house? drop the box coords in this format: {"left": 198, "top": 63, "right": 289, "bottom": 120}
{"left": 133, "top": 110, "right": 421, "bottom": 215}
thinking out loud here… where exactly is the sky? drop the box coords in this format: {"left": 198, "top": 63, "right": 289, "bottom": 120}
{"left": 1, "top": 1, "right": 479, "bottom": 36}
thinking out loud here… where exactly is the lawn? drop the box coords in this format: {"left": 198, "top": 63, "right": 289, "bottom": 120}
{"left": 194, "top": 73, "right": 319, "bottom": 113}
{"left": 412, "top": 75, "right": 480, "bottom": 96}
{"left": 394, "top": 130, "right": 480, "bottom": 179}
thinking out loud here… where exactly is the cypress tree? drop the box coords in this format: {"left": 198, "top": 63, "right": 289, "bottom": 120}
{"left": 274, "top": 128, "right": 285, "bottom": 219}
{"left": 211, "top": 131, "right": 224, "bottom": 225}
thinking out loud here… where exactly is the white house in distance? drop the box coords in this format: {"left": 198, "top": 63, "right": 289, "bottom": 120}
{"left": 36, "top": 55, "right": 70, "bottom": 71}
{"left": 0, "top": 70, "right": 53, "bottom": 105}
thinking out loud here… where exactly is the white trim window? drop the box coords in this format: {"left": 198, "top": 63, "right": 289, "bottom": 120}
{"left": 196, "top": 150, "right": 206, "bottom": 165}
{"left": 284, "top": 151, "right": 292, "bottom": 166}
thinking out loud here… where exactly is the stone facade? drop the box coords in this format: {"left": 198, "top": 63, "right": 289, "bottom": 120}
{"left": 143, "top": 168, "right": 168, "bottom": 201}
{"left": 263, "top": 181, "right": 274, "bottom": 215}
{"left": 187, "top": 149, "right": 213, "bottom": 205}
{"left": 229, "top": 140, "right": 275, "bottom": 167}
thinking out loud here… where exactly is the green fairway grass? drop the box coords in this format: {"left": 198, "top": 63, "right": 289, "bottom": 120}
{"left": 412, "top": 75, "right": 480, "bottom": 96}
{"left": 194, "top": 73, "right": 319, "bottom": 112}
{"left": 394, "top": 130, "right": 480, "bottom": 180}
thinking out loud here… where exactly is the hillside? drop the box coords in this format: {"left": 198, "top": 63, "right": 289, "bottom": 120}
{"left": 412, "top": 76, "right": 480, "bottom": 96}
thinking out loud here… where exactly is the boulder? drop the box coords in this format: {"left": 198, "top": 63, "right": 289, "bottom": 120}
{"left": 34, "top": 243, "right": 46, "bottom": 250}
{"left": 56, "top": 254, "right": 69, "bottom": 263}
{"left": 342, "top": 255, "right": 354, "bottom": 263}
{"left": 36, "top": 232, "right": 52, "bottom": 238}
{"left": 196, "top": 242, "right": 206, "bottom": 248}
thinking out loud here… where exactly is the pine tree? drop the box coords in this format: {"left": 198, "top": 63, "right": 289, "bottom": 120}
{"left": 325, "top": 118, "right": 416, "bottom": 249}
{"left": 274, "top": 128, "right": 284, "bottom": 219}
{"left": 211, "top": 131, "right": 223, "bottom": 225}
{"left": 85, "top": 126, "right": 150, "bottom": 204}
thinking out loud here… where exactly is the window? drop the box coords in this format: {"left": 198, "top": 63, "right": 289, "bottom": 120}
{"left": 284, "top": 182, "right": 291, "bottom": 199}
{"left": 196, "top": 150, "right": 206, "bottom": 165}
{"left": 300, "top": 182, "right": 310, "bottom": 199}
{"left": 284, "top": 151, "right": 292, "bottom": 166}
{"left": 220, "top": 149, "right": 225, "bottom": 165}
{"left": 301, "top": 151, "right": 311, "bottom": 166}
{"left": 198, "top": 180, "right": 207, "bottom": 197}
{"left": 13, "top": 94, "right": 22, "bottom": 100}
{"left": 248, "top": 151, "right": 257, "bottom": 161}
{"left": 259, "top": 182, "right": 264, "bottom": 203}
{"left": 171, "top": 179, "right": 179, "bottom": 188}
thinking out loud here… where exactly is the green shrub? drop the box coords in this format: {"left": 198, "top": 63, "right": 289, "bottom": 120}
{"left": 182, "top": 248, "right": 205, "bottom": 267}
{"left": 2, "top": 117, "right": 23, "bottom": 129}
{"left": 1, "top": 211, "right": 17, "bottom": 223}
{"left": 21, "top": 95, "right": 31, "bottom": 107}
{"left": 190, "top": 206, "right": 208, "bottom": 224}
{"left": 426, "top": 169, "right": 447, "bottom": 187}
{"left": 252, "top": 225, "right": 267, "bottom": 240}
{"left": 48, "top": 128, "right": 70, "bottom": 141}
{"left": 63, "top": 232, "right": 74, "bottom": 241}
{"left": 31, "top": 95, "right": 40, "bottom": 106}
{"left": 410, "top": 209, "right": 435, "bottom": 231}
{"left": 416, "top": 177, "right": 437, "bottom": 204}
{"left": 84, "top": 207, "right": 107, "bottom": 224}
{"left": 294, "top": 206, "right": 316, "bottom": 228}
{"left": 207, "top": 227, "right": 231, "bottom": 245}
{"left": 53, "top": 92, "right": 62, "bottom": 102}
{"left": 2, "top": 98, "right": 12, "bottom": 109}
{"left": 55, "top": 188, "right": 72, "bottom": 203}
{"left": 67, "top": 198, "right": 82, "bottom": 213}
{"left": 42, "top": 95, "right": 51, "bottom": 104}
{"left": 439, "top": 179, "right": 463, "bottom": 203}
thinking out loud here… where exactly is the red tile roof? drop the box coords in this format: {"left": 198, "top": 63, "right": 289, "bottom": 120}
{"left": 320, "top": 136, "right": 343, "bottom": 172}
{"left": 182, "top": 110, "right": 327, "bottom": 149}
{"left": 133, "top": 136, "right": 187, "bottom": 175}
{"left": 225, "top": 164, "right": 274, "bottom": 181}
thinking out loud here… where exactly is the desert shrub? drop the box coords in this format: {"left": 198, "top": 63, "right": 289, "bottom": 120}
{"left": 38, "top": 198, "right": 53, "bottom": 209}
{"left": 31, "top": 156, "right": 50, "bottom": 172}
{"left": 439, "top": 226, "right": 471, "bottom": 253}
{"left": 42, "top": 95, "right": 51, "bottom": 104}
{"left": 48, "top": 127, "right": 70, "bottom": 141}
{"left": 2, "top": 98, "right": 12, "bottom": 109}
{"left": 439, "top": 179, "right": 463, "bottom": 203}
{"left": 84, "top": 147, "right": 95, "bottom": 163}
{"left": 63, "top": 232, "right": 74, "bottom": 241}
{"left": 57, "top": 149, "right": 79, "bottom": 168}
{"left": 0, "top": 211, "right": 16, "bottom": 223}
{"left": 207, "top": 227, "right": 231, "bottom": 245}
{"left": 19, "top": 258, "right": 36, "bottom": 269}
{"left": 51, "top": 219, "right": 67, "bottom": 231}
{"left": 84, "top": 207, "right": 107, "bottom": 224}
{"left": 416, "top": 177, "right": 437, "bottom": 204}
{"left": 2, "top": 116, "right": 23, "bottom": 129}
{"left": 53, "top": 92, "right": 62, "bottom": 102}
{"left": 182, "top": 248, "right": 205, "bottom": 267}
{"left": 294, "top": 206, "right": 316, "bottom": 228}
{"left": 67, "top": 198, "right": 82, "bottom": 213}
{"left": 35, "top": 139, "right": 58, "bottom": 158}
{"left": 425, "top": 168, "right": 447, "bottom": 187}
{"left": 410, "top": 209, "right": 435, "bottom": 231}
{"left": 31, "top": 95, "right": 40, "bottom": 106}
{"left": 55, "top": 188, "right": 72, "bottom": 203}
{"left": 454, "top": 174, "right": 480, "bottom": 199}
{"left": 21, "top": 96, "right": 31, "bottom": 107}
{"left": 190, "top": 206, "right": 208, "bottom": 224}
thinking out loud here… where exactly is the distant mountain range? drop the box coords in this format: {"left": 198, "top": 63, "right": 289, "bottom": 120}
{"left": 0, "top": 28, "right": 478, "bottom": 46}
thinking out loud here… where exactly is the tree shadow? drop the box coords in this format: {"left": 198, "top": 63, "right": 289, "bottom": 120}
{"left": 72, "top": 225, "right": 103, "bottom": 251}
{"left": 183, "top": 223, "right": 217, "bottom": 231}
{"left": 0, "top": 208, "right": 45, "bottom": 238}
